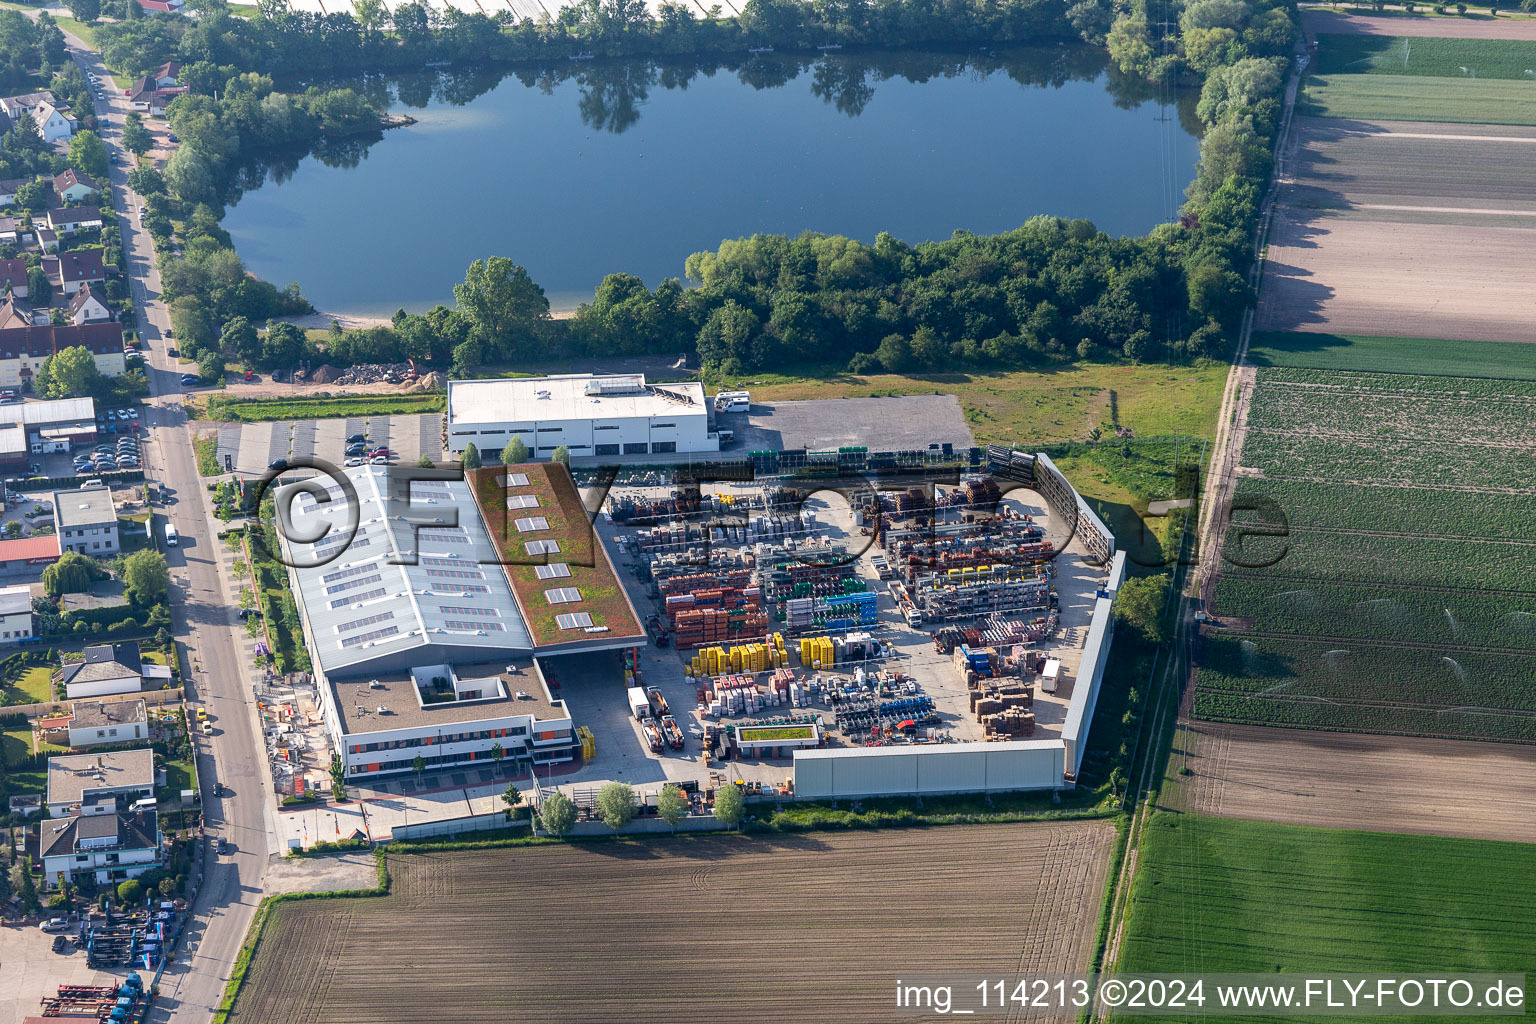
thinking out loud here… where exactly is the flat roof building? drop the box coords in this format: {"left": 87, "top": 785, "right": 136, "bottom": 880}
{"left": 45, "top": 747, "right": 154, "bottom": 816}
{"left": 446, "top": 374, "right": 719, "bottom": 461}
{"left": 53, "top": 484, "right": 118, "bottom": 556}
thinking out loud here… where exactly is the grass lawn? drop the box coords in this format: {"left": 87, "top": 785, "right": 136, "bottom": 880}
{"left": 1248, "top": 331, "right": 1536, "bottom": 379}
{"left": 1119, "top": 814, "right": 1536, "bottom": 986}
{"left": 193, "top": 432, "right": 221, "bottom": 476}
{"left": 143, "top": 650, "right": 168, "bottom": 666}
{"left": 3, "top": 765, "right": 46, "bottom": 798}
{"left": 712, "top": 362, "right": 1228, "bottom": 445}
{"left": 1300, "top": 73, "right": 1536, "bottom": 124}
{"left": 199, "top": 393, "right": 445, "bottom": 423}
{"left": 161, "top": 759, "right": 196, "bottom": 799}
{"left": 3, "top": 725, "right": 32, "bottom": 764}
{"left": 1315, "top": 33, "right": 1536, "bottom": 79}
{"left": 2, "top": 665, "right": 54, "bottom": 706}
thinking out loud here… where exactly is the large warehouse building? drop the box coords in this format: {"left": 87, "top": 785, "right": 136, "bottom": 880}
{"left": 279, "top": 464, "right": 646, "bottom": 779}
{"left": 445, "top": 373, "right": 721, "bottom": 460}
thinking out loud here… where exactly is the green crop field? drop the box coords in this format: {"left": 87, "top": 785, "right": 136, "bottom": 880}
{"left": 1214, "top": 575, "right": 1536, "bottom": 650}
{"left": 1246, "top": 331, "right": 1536, "bottom": 381}
{"left": 1194, "top": 634, "right": 1536, "bottom": 741}
{"left": 1300, "top": 73, "right": 1536, "bottom": 124}
{"left": 1230, "top": 478, "right": 1536, "bottom": 541}
{"left": 1221, "top": 527, "right": 1536, "bottom": 592}
{"left": 1120, "top": 814, "right": 1536, "bottom": 1001}
{"left": 1315, "top": 33, "right": 1536, "bottom": 80}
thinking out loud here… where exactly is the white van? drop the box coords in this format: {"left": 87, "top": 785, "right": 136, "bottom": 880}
{"left": 164, "top": 523, "right": 179, "bottom": 547}
{"left": 714, "top": 390, "right": 750, "bottom": 413}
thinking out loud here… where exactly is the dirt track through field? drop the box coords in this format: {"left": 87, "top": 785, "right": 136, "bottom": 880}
{"left": 1303, "top": 8, "right": 1536, "bottom": 39}
{"left": 1166, "top": 721, "right": 1536, "bottom": 842}
{"left": 230, "top": 823, "right": 1116, "bottom": 1024}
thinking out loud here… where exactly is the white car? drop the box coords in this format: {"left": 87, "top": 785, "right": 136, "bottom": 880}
{"left": 370, "top": 455, "right": 389, "bottom": 465}
{"left": 345, "top": 457, "right": 365, "bottom": 467}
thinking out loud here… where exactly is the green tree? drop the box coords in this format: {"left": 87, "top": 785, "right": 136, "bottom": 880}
{"left": 220, "top": 316, "right": 261, "bottom": 367}
{"left": 15, "top": 180, "right": 49, "bottom": 213}
{"left": 197, "top": 349, "right": 225, "bottom": 384}
{"left": 164, "top": 146, "right": 215, "bottom": 206}
{"left": 259, "top": 321, "right": 306, "bottom": 371}
{"left": 501, "top": 781, "right": 522, "bottom": 821}
{"left": 42, "top": 551, "right": 97, "bottom": 598}
{"left": 460, "top": 442, "right": 481, "bottom": 470}
{"left": 1114, "top": 573, "right": 1171, "bottom": 645}
{"left": 121, "top": 112, "right": 152, "bottom": 157}
{"left": 65, "top": 0, "right": 101, "bottom": 21}
{"left": 713, "top": 781, "right": 745, "bottom": 828}
{"left": 27, "top": 266, "right": 51, "bottom": 307}
{"left": 596, "top": 781, "right": 636, "bottom": 830}
{"left": 1, "top": 521, "right": 20, "bottom": 539}
{"left": 39, "top": 346, "right": 103, "bottom": 398}
{"left": 158, "top": 876, "right": 178, "bottom": 897}
{"left": 657, "top": 784, "right": 688, "bottom": 832}
{"left": 416, "top": 454, "right": 434, "bottom": 469}
{"left": 12, "top": 862, "right": 41, "bottom": 915}
{"left": 411, "top": 753, "right": 426, "bottom": 779}
{"left": 539, "top": 791, "right": 577, "bottom": 836}
{"left": 550, "top": 445, "right": 570, "bottom": 466}
{"left": 452, "top": 258, "right": 549, "bottom": 361}
{"left": 67, "top": 130, "right": 108, "bottom": 179}
{"left": 500, "top": 437, "right": 529, "bottom": 465}
{"left": 123, "top": 549, "right": 169, "bottom": 606}
{"left": 116, "top": 878, "right": 143, "bottom": 905}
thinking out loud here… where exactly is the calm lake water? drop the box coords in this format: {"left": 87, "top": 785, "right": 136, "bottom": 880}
{"left": 224, "top": 49, "right": 1201, "bottom": 315}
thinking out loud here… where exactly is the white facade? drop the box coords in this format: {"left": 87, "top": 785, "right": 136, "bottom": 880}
{"left": 0, "top": 583, "right": 33, "bottom": 644}
{"left": 324, "top": 661, "right": 577, "bottom": 779}
{"left": 446, "top": 374, "right": 719, "bottom": 460}
{"left": 1, "top": 95, "right": 74, "bottom": 143}
{"left": 68, "top": 700, "right": 148, "bottom": 748}
{"left": 40, "top": 810, "right": 160, "bottom": 887}
{"left": 794, "top": 741, "right": 1067, "bottom": 799}
{"left": 54, "top": 485, "right": 118, "bottom": 556}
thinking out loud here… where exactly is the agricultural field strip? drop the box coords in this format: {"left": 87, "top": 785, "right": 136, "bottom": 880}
{"left": 1119, "top": 813, "right": 1536, "bottom": 997}
{"left": 1245, "top": 330, "right": 1536, "bottom": 381}
{"left": 1230, "top": 477, "right": 1536, "bottom": 540}
{"left": 1300, "top": 73, "right": 1536, "bottom": 126}
{"left": 1302, "top": 8, "right": 1536, "bottom": 40}
{"left": 1167, "top": 722, "right": 1536, "bottom": 844}
{"left": 228, "top": 824, "right": 1116, "bottom": 1024}
{"left": 1314, "top": 33, "right": 1536, "bottom": 80}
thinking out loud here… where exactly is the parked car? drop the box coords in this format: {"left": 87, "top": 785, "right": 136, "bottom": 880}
{"left": 370, "top": 456, "right": 389, "bottom": 465}
{"left": 217, "top": 837, "right": 232, "bottom": 854}
{"left": 344, "top": 444, "right": 366, "bottom": 456}
{"left": 180, "top": 375, "right": 200, "bottom": 386}
{"left": 52, "top": 934, "right": 70, "bottom": 953}
{"left": 167, "top": 346, "right": 178, "bottom": 357}
{"left": 345, "top": 433, "right": 366, "bottom": 444}
{"left": 40, "top": 918, "right": 69, "bottom": 932}
{"left": 268, "top": 458, "right": 288, "bottom": 471}
{"left": 368, "top": 448, "right": 390, "bottom": 458}
{"left": 344, "top": 457, "right": 365, "bottom": 467}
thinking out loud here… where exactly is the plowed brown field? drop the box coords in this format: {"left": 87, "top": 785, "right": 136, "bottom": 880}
{"left": 1165, "top": 721, "right": 1536, "bottom": 842}
{"left": 1303, "top": 9, "right": 1536, "bottom": 39}
{"left": 229, "top": 823, "right": 1116, "bottom": 1024}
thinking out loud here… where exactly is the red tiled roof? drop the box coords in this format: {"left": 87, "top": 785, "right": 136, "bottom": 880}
{"left": 53, "top": 249, "right": 105, "bottom": 284}
{"left": 0, "top": 257, "right": 24, "bottom": 292}
{"left": 0, "top": 322, "right": 123, "bottom": 359}
{"left": 54, "top": 169, "right": 100, "bottom": 194}
{"left": 0, "top": 535, "right": 61, "bottom": 562}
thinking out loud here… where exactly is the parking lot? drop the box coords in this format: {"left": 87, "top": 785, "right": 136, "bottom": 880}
{"left": 214, "top": 414, "right": 444, "bottom": 475}
{"left": 0, "top": 919, "right": 124, "bottom": 1024}
{"left": 722, "top": 394, "right": 974, "bottom": 452}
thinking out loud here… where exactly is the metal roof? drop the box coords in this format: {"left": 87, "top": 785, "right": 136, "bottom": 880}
{"left": 448, "top": 374, "right": 707, "bottom": 426}
{"left": 0, "top": 583, "right": 31, "bottom": 615}
{"left": 0, "top": 397, "right": 94, "bottom": 428}
{"left": 278, "top": 466, "right": 536, "bottom": 678}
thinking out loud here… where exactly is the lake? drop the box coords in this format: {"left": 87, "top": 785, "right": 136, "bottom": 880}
{"left": 223, "top": 48, "right": 1202, "bottom": 316}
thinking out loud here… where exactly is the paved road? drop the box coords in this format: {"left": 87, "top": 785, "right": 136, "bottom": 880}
{"left": 61, "top": 35, "right": 276, "bottom": 1024}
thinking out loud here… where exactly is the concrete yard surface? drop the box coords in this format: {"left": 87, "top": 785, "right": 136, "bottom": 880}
{"left": 726, "top": 394, "right": 974, "bottom": 454}
{"left": 0, "top": 920, "right": 125, "bottom": 1024}
{"left": 228, "top": 821, "right": 1116, "bottom": 1024}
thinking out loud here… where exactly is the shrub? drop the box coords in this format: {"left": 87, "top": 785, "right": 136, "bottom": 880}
{"left": 116, "top": 879, "right": 143, "bottom": 905}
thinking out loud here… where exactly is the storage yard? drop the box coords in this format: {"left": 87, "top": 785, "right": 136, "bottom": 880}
{"left": 228, "top": 822, "right": 1116, "bottom": 1024}
{"left": 549, "top": 444, "right": 1120, "bottom": 803}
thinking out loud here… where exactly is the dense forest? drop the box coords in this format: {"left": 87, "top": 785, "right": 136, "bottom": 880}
{"left": 82, "top": 0, "right": 1292, "bottom": 377}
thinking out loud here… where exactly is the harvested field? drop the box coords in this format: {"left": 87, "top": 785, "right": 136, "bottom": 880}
{"left": 228, "top": 823, "right": 1116, "bottom": 1024}
{"left": 1303, "top": 8, "right": 1536, "bottom": 40}
{"left": 1164, "top": 721, "right": 1536, "bottom": 843}
{"left": 1300, "top": 73, "right": 1536, "bottom": 124}
{"left": 1257, "top": 208, "right": 1536, "bottom": 341}
{"left": 1119, "top": 813, "right": 1536, "bottom": 993}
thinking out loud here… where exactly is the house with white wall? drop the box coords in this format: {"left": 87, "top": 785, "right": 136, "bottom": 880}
{"left": 39, "top": 808, "right": 160, "bottom": 887}
{"left": 60, "top": 643, "right": 143, "bottom": 700}
{"left": 68, "top": 699, "right": 148, "bottom": 748}
{"left": 0, "top": 583, "right": 34, "bottom": 644}
{"left": 45, "top": 747, "right": 155, "bottom": 816}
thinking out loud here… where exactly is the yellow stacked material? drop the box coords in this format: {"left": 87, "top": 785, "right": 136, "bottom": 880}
{"left": 577, "top": 725, "right": 596, "bottom": 759}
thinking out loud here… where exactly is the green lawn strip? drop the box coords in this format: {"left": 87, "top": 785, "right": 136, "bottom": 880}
{"left": 1120, "top": 814, "right": 1536, "bottom": 994}
{"left": 5, "top": 665, "right": 53, "bottom": 704}
{"left": 1315, "top": 33, "right": 1536, "bottom": 80}
{"left": 1300, "top": 73, "right": 1536, "bottom": 124}
{"left": 1230, "top": 477, "right": 1536, "bottom": 541}
{"left": 193, "top": 433, "right": 221, "bottom": 476}
{"left": 3, "top": 725, "right": 32, "bottom": 763}
{"left": 1247, "top": 331, "right": 1536, "bottom": 380}
{"left": 202, "top": 393, "right": 445, "bottom": 423}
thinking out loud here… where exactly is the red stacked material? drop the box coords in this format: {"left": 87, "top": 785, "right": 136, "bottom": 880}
{"left": 659, "top": 569, "right": 754, "bottom": 597}
{"left": 673, "top": 608, "right": 770, "bottom": 649}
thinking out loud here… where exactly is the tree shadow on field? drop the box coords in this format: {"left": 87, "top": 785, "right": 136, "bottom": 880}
{"left": 569, "top": 831, "right": 832, "bottom": 861}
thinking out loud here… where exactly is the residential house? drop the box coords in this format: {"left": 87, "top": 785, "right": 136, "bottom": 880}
{"left": 0, "top": 215, "right": 24, "bottom": 245}
{"left": 0, "top": 177, "right": 31, "bottom": 207}
{"left": 67, "top": 699, "right": 148, "bottom": 748}
{"left": 53, "top": 170, "right": 101, "bottom": 204}
{"left": 133, "top": 0, "right": 186, "bottom": 12}
{"left": 0, "top": 93, "right": 75, "bottom": 144}
{"left": 0, "top": 296, "right": 33, "bottom": 329}
{"left": 44, "top": 206, "right": 102, "bottom": 236}
{"left": 67, "top": 282, "right": 111, "bottom": 325}
{"left": 0, "top": 582, "right": 34, "bottom": 644}
{"left": 44, "top": 747, "right": 155, "bottom": 816}
{"left": 43, "top": 249, "right": 107, "bottom": 295}
{"left": 0, "top": 257, "right": 27, "bottom": 299}
{"left": 126, "top": 62, "right": 186, "bottom": 116}
{"left": 0, "top": 535, "right": 59, "bottom": 574}
{"left": 54, "top": 484, "right": 119, "bottom": 556}
{"left": 35, "top": 227, "right": 57, "bottom": 254}
{"left": 0, "top": 323, "right": 126, "bottom": 385}
{"left": 59, "top": 642, "right": 143, "bottom": 700}
{"left": 39, "top": 808, "right": 161, "bottom": 887}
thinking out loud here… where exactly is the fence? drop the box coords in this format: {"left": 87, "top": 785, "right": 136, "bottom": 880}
{"left": 0, "top": 688, "right": 183, "bottom": 719}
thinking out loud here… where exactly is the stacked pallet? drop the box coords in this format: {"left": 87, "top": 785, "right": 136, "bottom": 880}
{"left": 673, "top": 608, "right": 770, "bottom": 649}
{"left": 983, "top": 707, "right": 1035, "bottom": 738}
